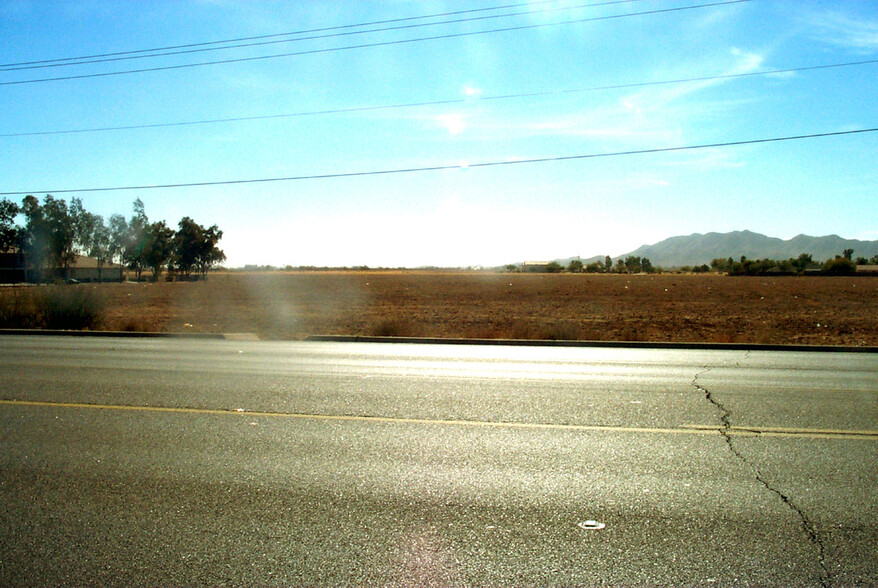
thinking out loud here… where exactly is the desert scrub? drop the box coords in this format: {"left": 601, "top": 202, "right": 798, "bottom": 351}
{"left": 0, "top": 288, "right": 41, "bottom": 328}
{"left": 0, "top": 285, "right": 105, "bottom": 330}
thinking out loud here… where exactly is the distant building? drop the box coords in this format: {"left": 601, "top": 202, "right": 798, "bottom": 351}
{"left": 521, "top": 261, "right": 551, "bottom": 273}
{"left": 0, "top": 249, "right": 122, "bottom": 283}
{"left": 66, "top": 255, "right": 123, "bottom": 282}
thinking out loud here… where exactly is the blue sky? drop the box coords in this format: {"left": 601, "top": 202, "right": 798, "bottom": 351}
{"left": 2, "top": 0, "right": 876, "bottom": 267}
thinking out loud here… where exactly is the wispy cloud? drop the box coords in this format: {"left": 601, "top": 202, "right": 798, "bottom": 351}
{"left": 436, "top": 113, "right": 467, "bottom": 135}
{"left": 660, "top": 147, "right": 747, "bottom": 172}
{"left": 467, "top": 47, "right": 767, "bottom": 150}
{"left": 807, "top": 9, "right": 878, "bottom": 53}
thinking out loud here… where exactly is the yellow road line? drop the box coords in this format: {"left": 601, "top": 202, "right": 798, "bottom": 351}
{"left": 1, "top": 399, "right": 875, "bottom": 440}
{"left": 683, "top": 424, "right": 878, "bottom": 440}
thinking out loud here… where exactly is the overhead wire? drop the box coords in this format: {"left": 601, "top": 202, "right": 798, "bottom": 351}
{"left": 0, "top": 0, "right": 646, "bottom": 72}
{"left": 3, "top": 57, "right": 875, "bottom": 138}
{"left": 2, "top": 127, "right": 874, "bottom": 196}
{"left": 0, "top": 0, "right": 570, "bottom": 69}
{"left": 0, "top": 0, "right": 750, "bottom": 86}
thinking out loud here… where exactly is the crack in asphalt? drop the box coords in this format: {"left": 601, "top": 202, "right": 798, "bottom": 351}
{"left": 693, "top": 366, "right": 830, "bottom": 587}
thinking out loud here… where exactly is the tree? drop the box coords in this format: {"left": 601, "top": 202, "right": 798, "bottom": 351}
{"left": 710, "top": 258, "right": 730, "bottom": 273}
{"left": 604, "top": 256, "right": 612, "bottom": 273}
{"left": 641, "top": 257, "right": 654, "bottom": 273}
{"left": 567, "top": 259, "right": 583, "bottom": 273}
{"left": 624, "top": 256, "right": 642, "bottom": 273}
{"left": 142, "top": 221, "right": 175, "bottom": 281}
{"left": 173, "top": 216, "right": 202, "bottom": 278}
{"left": 196, "top": 223, "right": 225, "bottom": 277}
{"left": 19, "top": 195, "right": 75, "bottom": 281}
{"left": 823, "top": 257, "right": 856, "bottom": 275}
{"left": 843, "top": 248, "right": 854, "bottom": 260}
{"left": 545, "top": 261, "right": 563, "bottom": 273}
{"left": 19, "top": 196, "right": 49, "bottom": 281}
{"left": 42, "top": 196, "right": 76, "bottom": 278}
{"left": 18, "top": 195, "right": 76, "bottom": 281}
{"left": 173, "top": 217, "right": 225, "bottom": 279}
{"left": 0, "top": 198, "right": 19, "bottom": 252}
{"left": 108, "top": 214, "right": 128, "bottom": 267}
{"left": 89, "top": 216, "right": 113, "bottom": 280}
{"left": 122, "top": 199, "right": 149, "bottom": 280}
{"left": 69, "top": 197, "right": 96, "bottom": 257}
{"left": 793, "top": 253, "right": 813, "bottom": 274}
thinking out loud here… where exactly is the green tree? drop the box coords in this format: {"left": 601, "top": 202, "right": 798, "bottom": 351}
{"left": 142, "top": 221, "right": 175, "bottom": 282}
{"left": 68, "top": 198, "right": 114, "bottom": 280}
{"left": 793, "top": 253, "right": 813, "bottom": 274}
{"left": 196, "top": 224, "right": 225, "bottom": 278}
{"left": 604, "top": 256, "right": 612, "bottom": 273}
{"left": 122, "top": 199, "right": 149, "bottom": 280}
{"left": 42, "top": 196, "right": 76, "bottom": 278}
{"left": 0, "top": 198, "right": 19, "bottom": 252}
{"left": 843, "top": 248, "right": 854, "bottom": 260}
{"left": 19, "top": 196, "right": 49, "bottom": 281}
{"left": 823, "top": 257, "right": 856, "bottom": 275}
{"left": 20, "top": 195, "right": 76, "bottom": 281}
{"left": 173, "top": 217, "right": 225, "bottom": 279}
{"left": 88, "top": 216, "right": 113, "bottom": 280}
{"left": 173, "top": 216, "right": 202, "bottom": 278}
{"left": 567, "top": 259, "right": 583, "bottom": 273}
{"left": 69, "top": 197, "right": 96, "bottom": 257}
{"left": 624, "top": 256, "right": 642, "bottom": 273}
{"left": 710, "top": 258, "right": 729, "bottom": 273}
{"left": 108, "top": 214, "right": 128, "bottom": 267}
{"left": 545, "top": 261, "right": 563, "bottom": 273}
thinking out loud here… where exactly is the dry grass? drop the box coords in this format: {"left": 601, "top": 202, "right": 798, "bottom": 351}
{"left": 0, "top": 285, "right": 105, "bottom": 330}
{"left": 10, "top": 271, "right": 877, "bottom": 346}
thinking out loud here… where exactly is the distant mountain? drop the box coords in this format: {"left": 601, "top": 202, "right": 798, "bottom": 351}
{"left": 616, "top": 231, "right": 878, "bottom": 268}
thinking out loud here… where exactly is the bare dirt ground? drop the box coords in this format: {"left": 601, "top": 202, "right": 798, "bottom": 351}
{"left": 91, "top": 271, "right": 878, "bottom": 346}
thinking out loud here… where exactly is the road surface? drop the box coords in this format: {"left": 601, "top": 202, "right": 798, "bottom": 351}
{"left": 1, "top": 335, "right": 875, "bottom": 586}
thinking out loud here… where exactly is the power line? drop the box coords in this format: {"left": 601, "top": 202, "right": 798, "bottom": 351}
{"left": 0, "top": 0, "right": 568, "bottom": 69}
{"left": 0, "top": 1, "right": 749, "bottom": 87}
{"left": 0, "top": 0, "right": 644, "bottom": 72}
{"left": 2, "top": 127, "right": 873, "bottom": 196}
{"left": 3, "top": 57, "right": 874, "bottom": 138}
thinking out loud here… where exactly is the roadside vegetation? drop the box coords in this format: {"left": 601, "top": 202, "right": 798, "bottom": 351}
{"left": 0, "top": 195, "right": 224, "bottom": 283}
{"left": 0, "top": 285, "right": 104, "bottom": 330}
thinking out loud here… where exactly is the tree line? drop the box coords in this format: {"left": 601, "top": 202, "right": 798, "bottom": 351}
{"left": 509, "top": 256, "right": 656, "bottom": 274}
{"left": 710, "top": 249, "right": 876, "bottom": 276}
{"left": 0, "top": 195, "right": 224, "bottom": 282}
{"left": 505, "top": 250, "right": 876, "bottom": 275}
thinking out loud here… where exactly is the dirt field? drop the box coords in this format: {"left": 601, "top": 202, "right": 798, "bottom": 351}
{"left": 82, "top": 271, "right": 878, "bottom": 346}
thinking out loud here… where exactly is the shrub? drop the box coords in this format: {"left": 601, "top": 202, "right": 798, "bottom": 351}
{"left": 370, "top": 318, "right": 427, "bottom": 337}
{"left": 0, "top": 285, "right": 105, "bottom": 330}
{"left": 822, "top": 258, "right": 857, "bottom": 276}
{"left": 0, "top": 289, "right": 41, "bottom": 328}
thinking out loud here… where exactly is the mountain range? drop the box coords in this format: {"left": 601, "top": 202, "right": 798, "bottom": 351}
{"left": 598, "top": 231, "right": 878, "bottom": 268}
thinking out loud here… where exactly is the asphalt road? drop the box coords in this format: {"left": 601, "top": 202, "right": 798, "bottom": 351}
{"left": 1, "top": 335, "right": 875, "bottom": 586}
